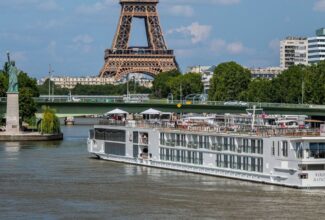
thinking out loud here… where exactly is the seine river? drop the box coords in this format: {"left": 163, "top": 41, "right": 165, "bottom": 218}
{"left": 1, "top": 126, "right": 325, "bottom": 219}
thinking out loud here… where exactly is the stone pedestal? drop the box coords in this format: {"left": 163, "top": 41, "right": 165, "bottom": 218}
{"left": 6, "top": 92, "right": 20, "bottom": 134}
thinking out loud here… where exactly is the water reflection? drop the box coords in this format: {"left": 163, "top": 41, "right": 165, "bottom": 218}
{"left": 0, "top": 126, "right": 325, "bottom": 219}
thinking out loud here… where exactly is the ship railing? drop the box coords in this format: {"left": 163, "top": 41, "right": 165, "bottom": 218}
{"left": 97, "top": 119, "right": 321, "bottom": 137}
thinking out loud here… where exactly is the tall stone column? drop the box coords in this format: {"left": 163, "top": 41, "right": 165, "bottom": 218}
{"left": 6, "top": 92, "right": 20, "bottom": 133}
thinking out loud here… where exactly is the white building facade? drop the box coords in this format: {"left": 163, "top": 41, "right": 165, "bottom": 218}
{"left": 249, "top": 67, "right": 286, "bottom": 79}
{"left": 308, "top": 28, "right": 325, "bottom": 64}
{"left": 280, "top": 37, "right": 308, "bottom": 68}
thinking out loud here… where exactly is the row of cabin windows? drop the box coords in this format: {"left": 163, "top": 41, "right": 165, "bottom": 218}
{"left": 272, "top": 141, "right": 325, "bottom": 159}
{"left": 160, "top": 148, "right": 203, "bottom": 165}
{"left": 272, "top": 141, "right": 289, "bottom": 158}
{"left": 160, "top": 133, "right": 263, "bottom": 155}
{"left": 216, "top": 154, "right": 263, "bottom": 173}
{"left": 94, "top": 129, "right": 126, "bottom": 142}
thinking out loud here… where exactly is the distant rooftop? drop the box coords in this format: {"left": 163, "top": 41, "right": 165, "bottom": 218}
{"left": 285, "top": 36, "right": 307, "bottom": 41}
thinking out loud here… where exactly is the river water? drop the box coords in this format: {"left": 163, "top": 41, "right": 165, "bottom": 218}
{"left": 1, "top": 126, "right": 325, "bottom": 220}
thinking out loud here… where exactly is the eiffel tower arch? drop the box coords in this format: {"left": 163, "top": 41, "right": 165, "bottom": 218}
{"left": 99, "top": 0, "right": 178, "bottom": 80}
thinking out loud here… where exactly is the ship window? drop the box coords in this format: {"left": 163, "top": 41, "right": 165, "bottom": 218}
{"left": 299, "top": 173, "right": 308, "bottom": 179}
{"left": 283, "top": 141, "right": 288, "bottom": 157}
{"left": 103, "top": 129, "right": 126, "bottom": 142}
{"left": 277, "top": 142, "right": 280, "bottom": 156}
{"left": 133, "top": 132, "right": 138, "bottom": 143}
{"left": 230, "top": 138, "right": 235, "bottom": 152}
{"left": 251, "top": 158, "right": 256, "bottom": 171}
{"left": 105, "top": 142, "right": 126, "bottom": 156}
{"left": 223, "top": 138, "right": 228, "bottom": 151}
{"left": 216, "top": 154, "right": 222, "bottom": 167}
{"left": 251, "top": 140, "right": 256, "bottom": 153}
{"left": 160, "top": 133, "right": 165, "bottom": 145}
{"left": 305, "top": 164, "right": 325, "bottom": 170}
{"left": 223, "top": 155, "right": 228, "bottom": 168}
{"left": 133, "top": 145, "right": 139, "bottom": 158}
{"left": 295, "top": 142, "right": 303, "bottom": 159}
{"left": 272, "top": 141, "right": 275, "bottom": 156}
{"left": 309, "top": 143, "right": 325, "bottom": 159}
{"left": 257, "top": 158, "right": 263, "bottom": 173}
{"left": 237, "top": 156, "right": 241, "bottom": 170}
{"left": 95, "top": 129, "right": 105, "bottom": 140}
{"left": 89, "top": 129, "right": 94, "bottom": 139}
{"left": 257, "top": 140, "right": 263, "bottom": 154}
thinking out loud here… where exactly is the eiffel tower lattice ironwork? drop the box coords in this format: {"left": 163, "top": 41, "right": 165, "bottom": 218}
{"left": 99, "top": 0, "right": 178, "bottom": 80}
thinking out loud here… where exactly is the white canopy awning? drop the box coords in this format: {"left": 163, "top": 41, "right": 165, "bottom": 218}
{"left": 140, "top": 108, "right": 162, "bottom": 115}
{"left": 105, "top": 108, "right": 128, "bottom": 116}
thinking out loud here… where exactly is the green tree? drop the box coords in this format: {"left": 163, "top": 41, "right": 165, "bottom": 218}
{"left": 19, "top": 88, "right": 37, "bottom": 122}
{"left": 40, "top": 106, "right": 61, "bottom": 134}
{"left": 209, "top": 62, "right": 251, "bottom": 101}
{"left": 271, "top": 65, "right": 307, "bottom": 104}
{"left": 0, "top": 71, "right": 8, "bottom": 97}
{"left": 245, "top": 78, "right": 273, "bottom": 102}
{"left": 305, "top": 61, "right": 325, "bottom": 104}
{"left": 18, "top": 72, "right": 39, "bottom": 97}
{"left": 169, "top": 73, "right": 203, "bottom": 99}
{"left": 152, "top": 69, "right": 181, "bottom": 98}
{"left": 38, "top": 79, "right": 70, "bottom": 95}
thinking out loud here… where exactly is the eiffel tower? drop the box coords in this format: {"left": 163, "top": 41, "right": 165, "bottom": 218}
{"left": 99, "top": 0, "right": 178, "bottom": 80}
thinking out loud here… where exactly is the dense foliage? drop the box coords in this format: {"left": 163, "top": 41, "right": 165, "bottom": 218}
{"left": 151, "top": 70, "right": 203, "bottom": 99}
{"left": 40, "top": 106, "right": 61, "bottom": 134}
{"left": 38, "top": 79, "right": 152, "bottom": 96}
{"left": 208, "top": 61, "right": 325, "bottom": 105}
{"left": 152, "top": 69, "right": 181, "bottom": 98}
{"left": 209, "top": 62, "right": 251, "bottom": 101}
{"left": 19, "top": 88, "right": 37, "bottom": 122}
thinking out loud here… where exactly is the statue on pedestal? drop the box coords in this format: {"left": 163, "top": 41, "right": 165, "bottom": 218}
{"left": 7, "top": 52, "right": 20, "bottom": 93}
{"left": 5, "top": 52, "right": 20, "bottom": 133}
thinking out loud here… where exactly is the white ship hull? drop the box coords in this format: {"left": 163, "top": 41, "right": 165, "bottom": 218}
{"left": 87, "top": 124, "right": 325, "bottom": 189}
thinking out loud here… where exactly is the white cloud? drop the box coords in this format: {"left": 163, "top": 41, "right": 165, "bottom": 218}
{"left": 226, "top": 42, "right": 244, "bottom": 54}
{"left": 175, "top": 49, "right": 194, "bottom": 57}
{"left": 71, "top": 35, "right": 95, "bottom": 53}
{"left": 169, "top": 5, "right": 194, "bottom": 17}
{"left": 168, "top": 22, "right": 212, "bottom": 44}
{"left": 73, "top": 35, "right": 94, "bottom": 44}
{"left": 210, "top": 39, "right": 226, "bottom": 52}
{"left": 210, "top": 39, "right": 249, "bottom": 55}
{"left": 75, "top": 0, "right": 115, "bottom": 14}
{"left": 314, "top": 0, "right": 325, "bottom": 11}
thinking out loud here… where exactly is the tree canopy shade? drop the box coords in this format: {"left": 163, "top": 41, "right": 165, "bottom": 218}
{"left": 244, "top": 78, "right": 273, "bottom": 103}
{"left": 19, "top": 88, "right": 37, "bottom": 122}
{"left": 209, "top": 62, "right": 251, "bottom": 101}
{"left": 38, "top": 80, "right": 152, "bottom": 96}
{"left": 168, "top": 72, "right": 204, "bottom": 99}
{"left": 152, "top": 69, "right": 181, "bottom": 99}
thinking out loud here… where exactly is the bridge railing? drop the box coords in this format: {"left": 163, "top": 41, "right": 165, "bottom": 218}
{"left": 2, "top": 96, "right": 325, "bottom": 110}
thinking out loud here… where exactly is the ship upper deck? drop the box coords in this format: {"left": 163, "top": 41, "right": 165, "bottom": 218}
{"left": 96, "top": 119, "right": 322, "bottom": 138}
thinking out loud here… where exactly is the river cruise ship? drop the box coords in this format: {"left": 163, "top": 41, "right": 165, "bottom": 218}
{"left": 87, "top": 114, "right": 325, "bottom": 188}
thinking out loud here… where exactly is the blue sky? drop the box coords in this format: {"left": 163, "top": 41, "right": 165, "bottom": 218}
{"left": 0, "top": 0, "right": 325, "bottom": 78}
